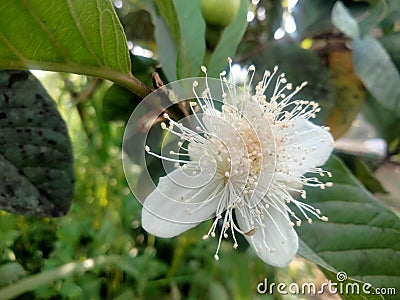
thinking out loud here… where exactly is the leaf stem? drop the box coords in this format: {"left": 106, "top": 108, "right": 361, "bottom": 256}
{"left": 0, "top": 59, "right": 153, "bottom": 99}
{"left": 0, "top": 255, "right": 122, "bottom": 299}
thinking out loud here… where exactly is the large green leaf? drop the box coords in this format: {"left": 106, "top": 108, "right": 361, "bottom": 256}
{"left": 363, "top": 93, "right": 400, "bottom": 144}
{"left": 352, "top": 36, "right": 400, "bottom": 118}
{"left": 298, "top": 156, "right": 400, "bottom": 299}
{"left": 0, "top": 0, "right": 149, "bottom": 97}
{"left": 0, "top": 71, "right": 74, "bottom": 217}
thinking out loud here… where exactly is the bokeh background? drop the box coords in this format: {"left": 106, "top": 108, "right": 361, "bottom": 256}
{"left": 1, "top": 0, "right": 400, "bottom": 299}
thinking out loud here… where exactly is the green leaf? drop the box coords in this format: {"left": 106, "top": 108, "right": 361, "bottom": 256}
{"left": 331, "top": 1, "right": 360, "bottom": 39}
{"left": 103, "top": 84, "right": 140, "bottom": 123}
{"left": 206, "top": 0, "right": 248, "bottom": 78}
{"left": 0, "top": 71, "right": 74, "bottom": 217}
{"left": 345, "top": 156, "right": 387, "bottom": 194}
{"left": 352, "top": 36, "right": 400, "bottom": 117}
{"left": 298, "top": 155, "right": 400, "bottom": 299}
{"left": 150, "top": 0, "right": 206, "bottom": 80}
{"left": 0, "top": 0, "right": 149, "bottom": 98}
{"left": 363, "top": 93, "right": 400, "bottom": 144}
{"left": 175, "top": 0, "right": 206, "bottom": 79}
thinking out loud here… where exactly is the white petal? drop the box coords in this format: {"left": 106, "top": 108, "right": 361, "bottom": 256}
{"left": 283, "top": 118, "right": 333, "bottom": 175}
{"left": 142, "top": 168, "right": 223, "bottom": 238}
{"left": 236, "top": 205, "right": 298, "bottom": 267}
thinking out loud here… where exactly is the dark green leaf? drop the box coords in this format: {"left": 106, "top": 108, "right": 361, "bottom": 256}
{"left": 353, "top": 36, "right": 400, "bottom": 117}
{"left": 0, "top": 0, "right": 146, "bottom": 96}
{"left": 0, "top": 71, "right": 74, "bottom": 217}
{"left": 331, "top": 1, "right": 360, "bottom": 39}
{"left": 206, "top": 0, "right": 248, "bottom": 78}
{"left": 103, "top": 55, "right": 159, "bottom": 122}
{"left": 103, "top": 85, "right": 140, "bottom": 123}
{"left": 379, "top": 33, "right": 400, "bottom": 70}
{"left": 298, "top": 155, "right": 400, "bottom": 299}
{"left": 338, "top": 153, "right": 387, "bottom": 194}
{"left": 346, "top": 156, "right": 387, "bottom": 194}
{"left": 363, "top": 93, "right": 400, "bottom": 144}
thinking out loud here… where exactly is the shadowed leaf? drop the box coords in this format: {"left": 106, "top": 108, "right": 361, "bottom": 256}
{"left": 0, "top": 71, "right": 74, "bottom": 217}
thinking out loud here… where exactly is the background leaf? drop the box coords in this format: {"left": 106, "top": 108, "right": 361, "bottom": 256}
{"left": 174, "top": 0, "right": 206, "bottom": 79}
{"left": 150, "top": 0, "right": 206, "bottom": 80}
{"left": 0, "top": 71, "right": 74, "bottom": 217}
{"left": 363, "top": 93, "right": 400, "bottom": 144}
{"left": 298, "top": 155, "right": 400, "bottom": 299}
{"left": 331, "top": 1, "right": 360, "bottom": 39}
{"left": 352, "top": 36, "right": 400, "bottom": 118}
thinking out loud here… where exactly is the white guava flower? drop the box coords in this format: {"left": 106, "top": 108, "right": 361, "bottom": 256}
{"left": 142, "top": 60, "right": 333, "bottom": 267}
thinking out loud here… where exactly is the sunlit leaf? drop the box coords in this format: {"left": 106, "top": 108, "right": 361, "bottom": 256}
{"left": 0, "top": 71, "right": 74, "bottom": 217}
{"left": 0, "top": 0, "right": 150, "bottom": 97}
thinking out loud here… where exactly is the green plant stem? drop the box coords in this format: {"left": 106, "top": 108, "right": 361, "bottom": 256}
{"left": 0, "top": 255, "right": 122, "bottom": 300}
{"left": 0, "top": 59, "right": 153, "bottom": 99}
